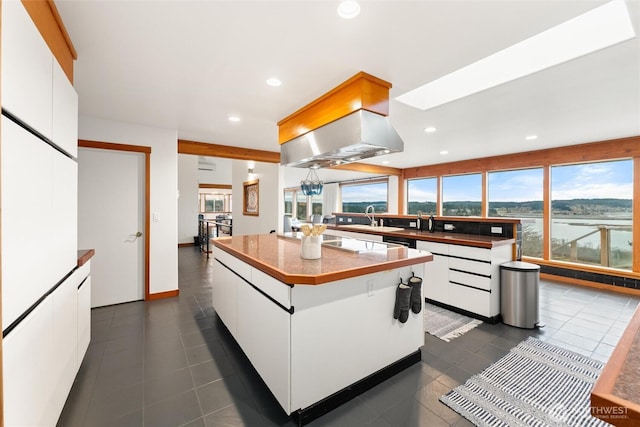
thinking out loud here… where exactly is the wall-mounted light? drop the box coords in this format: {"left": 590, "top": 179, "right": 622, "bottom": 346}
{"left": 247, "top": 160, "right": 255, "bottom": 176}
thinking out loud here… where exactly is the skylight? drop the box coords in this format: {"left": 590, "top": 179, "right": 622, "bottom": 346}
{"left": 395, "top": 0, "right": 636, "bottom": 111}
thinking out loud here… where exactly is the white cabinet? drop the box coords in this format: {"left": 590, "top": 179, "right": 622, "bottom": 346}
{"left": 416, "top": 240, "right": 512, "bottom": 319}
{"left": 236, "top": 278, "right": 291, "bottom": 411}
{"left": 3, "top": 296, "right": 55, "bottom": 427}
{"left": 1, "top": 117, "right": 78, "bottom": 328}
{"left": 51, "top": 150, "right": 79, "bottom": 282}
{"left": 2, "top": 118, "right": 54, "bottom": 327}
{"left": 1, "top": 0, "right": 53, "bottom": 139}
{"left": 417, "top": 241, "right": 449, "bottom": 304}
{"left": 51, "top": 273, "right": 79, "bottom": 417}
{"left": 3, "top": 263, "right": 92, "bottom": 426}
{"left": 52, "top": 59, "right": 79, "bottom": 157}
{"left": 212, "top": 249, "right": 239, "bottom": 338}
{"left": 212, "top": 248, "right": 291, "bottom": 411}
{"left": 78, "top": 274, "right": 92, "bottom": 363}
{"left": 1, "top": 0, "right": 78, "bottom": 157}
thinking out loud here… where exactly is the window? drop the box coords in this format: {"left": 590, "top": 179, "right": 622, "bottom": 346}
{"left": 341, "top": 180, "right": 388, "bottom": 213}
{"left": 311, "top": 193, "right": 323, "bottom": 216}
{"left": 200, "top": 193, "right": 228, "bottom": 213}
{"left": 295, "top": 190, "right": 307, "bottom": 221}
{"left": 550, "top": 160, "right": 632, "bottom": 270}
{"left": 442, "top": 173, "right": 481, "bottom": 216}
{"left": 407, "top": 177, "right": 437, "bottom": 215}
{"left": 284, "top": 190, "right": 293, "bottom": 217}
{"left": 488, "top": 168, "right": 544, "bottom": 257}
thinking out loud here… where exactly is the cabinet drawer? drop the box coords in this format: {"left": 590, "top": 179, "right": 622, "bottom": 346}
{"left": 449, "top": 270, "right": 491, "bottom": 291}
{"left": 215, "top": 248, "right": 251, "bottom": 281}
{"left": 449, "top": 245, "right": 490, "bottom": 262}
{"left": 417, "top": 241, "right": 448, "bottom": 255}
{"left": 449, "top": 257, "right": 491, "bottom": 276}
{"left": 449, "top": 283, "right": 491, "bottom": 317}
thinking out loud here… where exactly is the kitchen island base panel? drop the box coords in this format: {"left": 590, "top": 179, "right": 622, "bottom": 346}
{"left": 291, "top": 350, "right": 421, "bottom": 426}
{"left": 290, "top": 265, "right": 424, "bottom": 411}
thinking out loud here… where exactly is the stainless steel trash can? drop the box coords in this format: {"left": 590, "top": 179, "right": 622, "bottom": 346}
{"left": 500, "top": 261, "right": 541, "bottom": 329}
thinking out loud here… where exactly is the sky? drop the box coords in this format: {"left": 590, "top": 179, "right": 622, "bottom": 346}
{"left": 347, "top": 159, "right": 633, "bottom": 203}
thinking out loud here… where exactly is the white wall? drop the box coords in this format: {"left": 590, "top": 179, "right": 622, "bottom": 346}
{"left": 231, "top": 159, "right": 282, "bottom": 235}
{"left": 198, "top": 157, "right": 232, "bottom": 184}
{"left": 178, "top": 154, "right": 199, "bottom": 244}
{"left": 78, "top": 116, "right": 179, "bottom": 295}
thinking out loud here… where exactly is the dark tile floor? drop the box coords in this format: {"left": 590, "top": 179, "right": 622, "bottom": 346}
{"left": 58, "top": 247, "right": 640, "bottom": 426}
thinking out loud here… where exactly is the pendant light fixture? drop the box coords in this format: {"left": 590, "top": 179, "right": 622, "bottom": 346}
{"left": 300, "top": 167, "right": 323, "bottom": 196}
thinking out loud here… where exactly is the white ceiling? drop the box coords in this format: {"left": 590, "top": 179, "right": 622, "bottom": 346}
{"left": 56, "top": 0, "right": 640, "bottom": 170}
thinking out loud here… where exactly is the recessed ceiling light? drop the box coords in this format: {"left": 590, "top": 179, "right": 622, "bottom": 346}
{"left": 382, "top": 161, "right": 390, "bottom": 165}
{"left": 525, "top": 135, "right": 538, "bottom": 141}
{"left": 396, "top": 0, "right": 635, "bottom": 111}
{"left": 228, "top": 116, "right": 241, "bottom": 122}
{"left": 424, "top": 126, "right": 437, "bottom": 133}
{"left": 266, "top": 77, "right": 282, "bottom": 87}
{"left": 337, "top": 0, "right": 360, "bottom": 19}
{"left": 440, "top": 150, "right": 449, "bottom": 155}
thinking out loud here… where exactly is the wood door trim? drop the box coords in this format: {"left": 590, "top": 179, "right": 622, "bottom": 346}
{"left": 78, "top": 140, "right": 152, "bottom": 300}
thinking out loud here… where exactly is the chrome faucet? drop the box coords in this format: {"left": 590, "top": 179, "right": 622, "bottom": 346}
{"left": 365, "top": 205, "right": 376, "bottom": 227}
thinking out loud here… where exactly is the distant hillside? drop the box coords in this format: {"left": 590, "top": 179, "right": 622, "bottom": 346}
{"left": 345, "top": 199, "right": 631, "bottom": 216}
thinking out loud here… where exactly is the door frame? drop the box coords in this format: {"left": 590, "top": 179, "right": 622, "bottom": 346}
{"left": 78, "top": 139, "right": 151, "bottom": 300}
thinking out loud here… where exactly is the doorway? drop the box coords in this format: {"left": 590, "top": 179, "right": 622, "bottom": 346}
{"left": 77, "top": 141, "right": 150, "bottom": 307}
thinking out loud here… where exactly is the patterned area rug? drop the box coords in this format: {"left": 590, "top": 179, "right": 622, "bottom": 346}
{"left": 440, "top": 337, "right": 611, "bottom": 427}
{"left": 424, "top": 303, "right": 483, "bottom": 342}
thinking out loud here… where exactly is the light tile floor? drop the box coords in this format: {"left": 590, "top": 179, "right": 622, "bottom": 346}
{"left": 58, "top": 247, "right": 640, "bottom": 426}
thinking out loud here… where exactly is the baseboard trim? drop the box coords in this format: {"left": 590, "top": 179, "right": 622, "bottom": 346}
{"left": 147, "top": 289, "right": 179, "bottom": 300}
{"left": 178, "top": 242, "right": 195, "bottom": 248}
{"left": 540, "top": 273, "right": 640, "bottom": 297}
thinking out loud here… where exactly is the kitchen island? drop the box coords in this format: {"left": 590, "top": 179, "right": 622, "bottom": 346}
{"left": 210, "top": 233, "right": 433, "bottom": 425}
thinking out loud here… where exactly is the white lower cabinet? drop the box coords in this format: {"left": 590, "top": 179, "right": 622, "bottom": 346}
{"left": 212, "top": 250, "right": 239, "bottom": 338}
{"left": 418, "top": 241, "right": 449, "bottom": 304}
{"left": 78, "top": 274, "right": 92, "bottom": 363}
{"left": 51, "top": 273, "right": 79, "bottom": 417}
{"left": 3, "top": 296, "right": 55, "bottom": 427}
{"left": 417, "top": 240, "right": 512, "bottom": 319}
{"left": 236, "top": 279, "right": 291, "bottom": 411}
{"left": 449, "top": 282, "right": 492, "bottom": 317}
{"left": 3, "top": 262, "right": 92, "bottom": 426}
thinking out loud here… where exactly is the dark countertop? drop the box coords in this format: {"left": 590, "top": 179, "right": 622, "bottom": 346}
{"left": 77, "top": 249, "right": 95, "bottom": 267}
{"left": 211, "top": 234, "right": 433, "bottom": 285}
{"left": 327, "top": 225, "right": 515, "bottom": 249}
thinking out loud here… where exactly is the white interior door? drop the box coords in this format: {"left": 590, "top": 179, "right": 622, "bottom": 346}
{"left": 78, "top": 148, "right": 145, "bottom": 307}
